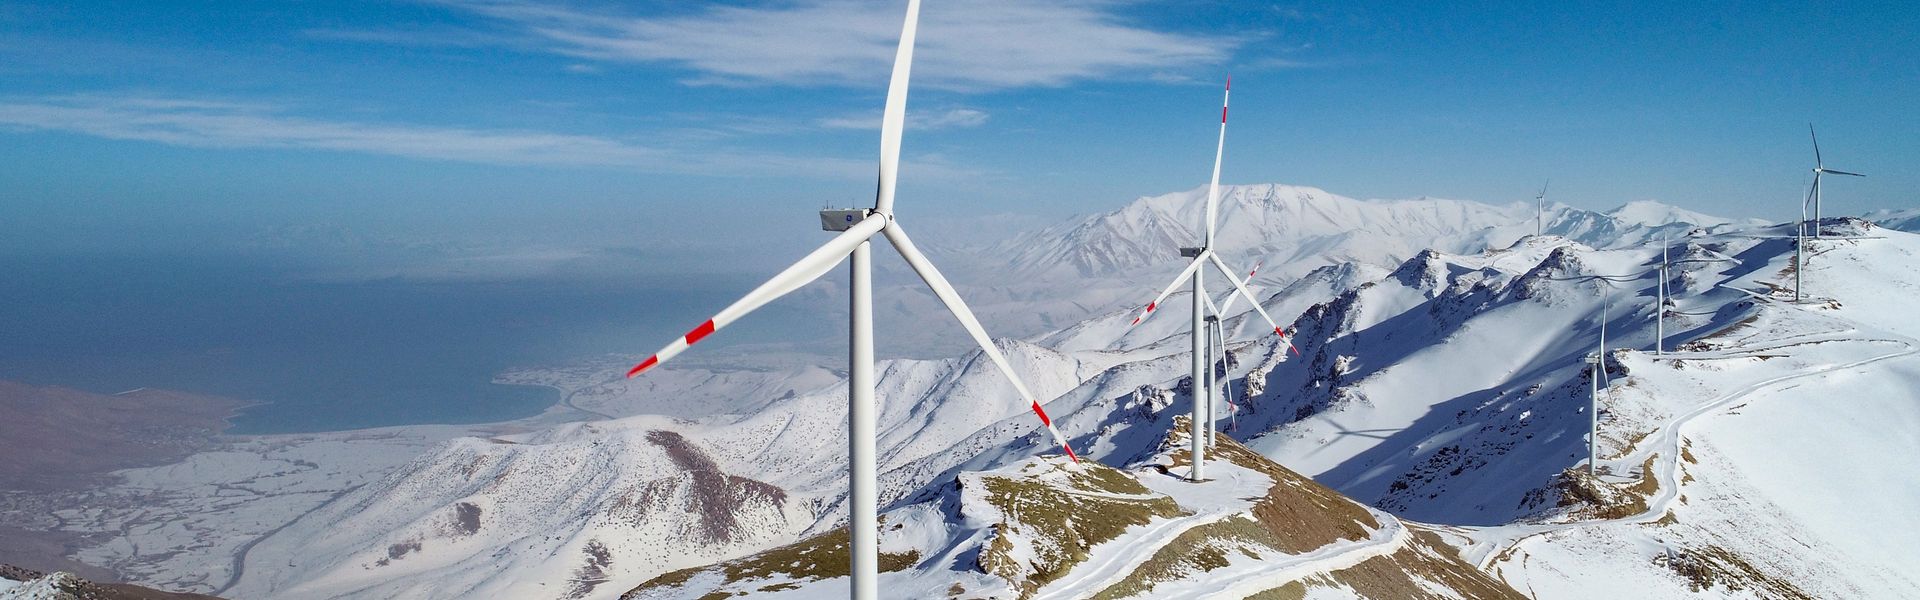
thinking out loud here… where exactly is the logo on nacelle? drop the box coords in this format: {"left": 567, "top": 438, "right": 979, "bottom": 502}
{"left": 846, "top": 215, "right": 855, "bottom": 223}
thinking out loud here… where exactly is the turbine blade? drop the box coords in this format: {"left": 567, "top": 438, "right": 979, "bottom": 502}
{"left": 1810, "top": 123, "right": 1822, "bottom": 167}
{"left": 1207, "top": 253, "right": 1301, "bottom": 357}
{"left": 1822, "top": 169, "right": 1865, "bottom": 177}
{"left": 1212, "top": 287, "right": 1239, "bottom": 317}
{"left": 1128, "top": 255, "right": 1210, "bottom": 327}
{"left": 627, "top": 216, "right": 886, "bottom": 377}
{"left": 883, "top": 222, "right": 1080, "bottom": 462}
{"left": 871, "top": 0, "right": 921, "bottom": 215}
{"left": 1215, "top": 260, "right": 1262, "bottom": 315}
{"left": 1204, "top": 77, "right": 1231, "bottom": 247}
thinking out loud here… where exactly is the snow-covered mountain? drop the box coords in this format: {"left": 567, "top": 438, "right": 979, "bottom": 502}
{"left": 1866, "top": 206, "right": 1920, "bottom": 232}
{"left": 870, "top": 184, "right": 1735, "bottom": 359}
{"left": 216, "top": 184, "right": 1920, "bottom": 599}
{"left": 982, "top": 184, "right": 1731, "bottom": 283}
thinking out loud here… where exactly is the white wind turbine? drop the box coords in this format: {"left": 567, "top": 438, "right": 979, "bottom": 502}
{"left": 1535, "top": 180, "right": 1550, "bottom": 237}
{"left": 1203, "top": 261, "right": 1264, "bottom": 443}
{"left": 1588, "top": 282, "right": 1611, "bottom": 475}
{"left": 1797, "top": 125, "right": 1864, "bottom": 302}
{"left": 1655, "top": 230, "right": 1667, "bottom": 356}
{"left": 622, "top": 3, "right": 1075, "bottom": 597}
{"left": 1125, "top": 78, "right": 1299, "bottom": 481}
{"left": 1807, "top": 124, "right": 1865, "bottom": 240}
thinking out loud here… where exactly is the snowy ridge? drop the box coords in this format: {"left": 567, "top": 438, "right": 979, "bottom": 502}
{"left": 623, "top": 425, "right": 1514, "bottom": 599}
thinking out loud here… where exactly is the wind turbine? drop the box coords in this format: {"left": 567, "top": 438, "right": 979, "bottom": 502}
{"left": 1205, "top": 260, "right": 1262, "bottom": 444}
{"left": 1192, "top": 269, "right": 1262, "bottom": 450}
{"left": 1600, "top": 283, "right": 1610, "bottom": 388}
{"left": 1535, "top": 180, "right": 1550, "bottom": 238}
{"left": 1211, "top": 314, "right": 1234, "bottom": 437}
{"left": 1808, "top": 124, "right": 1865, "bottom": 240}
{"left": 621, "top": 3, "right": 1074, "bottom": 598}
{"left": 1216, "top": 318, "right": 1233, "bottom": 433}
{"left": 1797, "top": 183, "right": 1810, "bottom": 303}
{"left": 1655, "top": 231, "right": 1667, "bottom": 356}
{"left": 1126, "top": 78, "right": 1298, "bottom": 481}
{"left": 1588, "top": 282, "right": 1611, "bottom": 475}
{"left": 1585, "top": 348, "right": 1600, "bottom": 476}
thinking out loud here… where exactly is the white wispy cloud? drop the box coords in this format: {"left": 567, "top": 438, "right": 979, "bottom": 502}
{"left": 0, "top": 95, "right": 980, "bottom": 179}
{"left": 819, "top": 107, "right": 988, "bottom": 130}
{"left": 436, "top": 0, "right": 1237, "bottom": 91}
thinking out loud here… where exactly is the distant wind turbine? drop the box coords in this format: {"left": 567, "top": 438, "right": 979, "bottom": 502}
{"left": 1585, "top": 346, "right": 1601, "bottom": 476}
{"left": 1536, "top": 180, "right": 1550, "bottom": 238}
{"left": 621, "top": 3, "right": 1074, "bottom": 597}
{"left": 1807, "top": 124, "right": 1865, "bottom": 240}
{"left": 1796, "top": 125, "right": 1864, "bottom": 302}
{"left": 1200, "top": 260, "right": 1263, "bottom": 445}
{"left": 1215, "top": 317, "right": 1238, "bottom": 434}
{"left": 1797, "top": 184, "right": 1810, "bottom": 303}
{"left": 1126, "top": 78, "right": 1299, "bottom": 481}
{"left": 1656, "top": 231, "right": 1668, "bottom": 356}
{"left": 1588, "top": 281, "right": 1611, "bottom": 475}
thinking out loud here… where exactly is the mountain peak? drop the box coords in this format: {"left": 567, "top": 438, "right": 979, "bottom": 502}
{"left": 1604, "top": 199, "right": 1739, "bottom": 228}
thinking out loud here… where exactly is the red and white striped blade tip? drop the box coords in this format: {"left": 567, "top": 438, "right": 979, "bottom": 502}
{"left": 626, "top": 356, "right": 659, "bottom": 378}
{"left": 1129, "top": 302, "right": 1159, "bottom": 327}
{"left": 1274, "top": 328, "right": 1303, "bottom": 356}
{"left": 627, "top": 319, "right": 719, "bottom": 378}
{"left": 1029, "top": 401, "right": 1080, "bottom": 463}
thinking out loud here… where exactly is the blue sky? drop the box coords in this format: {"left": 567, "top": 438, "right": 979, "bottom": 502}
{"left": 1, "top": 0, "right": 1914, "bottom": 261}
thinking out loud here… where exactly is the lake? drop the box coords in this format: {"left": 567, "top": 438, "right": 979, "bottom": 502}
{"left": 0, "top": 252, "right": 823, "bottom": 434}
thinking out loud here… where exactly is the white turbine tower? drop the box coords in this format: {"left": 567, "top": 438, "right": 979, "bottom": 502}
{"left": 1656, "top": 231, "right": 1668, "bottom": 356}
{"left": 1807, "top": 124, "right": 1865, "bottom": 240}
{"left": 1126, "top": 78, "right": 1298, "bottom": 481}
{"left": 622, "top": 3, "right": 1075, "bottom": 597}
{"left": 1585, "top": 348, "right": 1600, "bottom": 476}
{"left": 1797, "top": 183, "right": 1811, "bottom": 303}
{"left": 1587, "top": 283, "right": 1611, "bottom": 475}
{"left": 1600, "top": 283, "right": 1610, "bottom": 388}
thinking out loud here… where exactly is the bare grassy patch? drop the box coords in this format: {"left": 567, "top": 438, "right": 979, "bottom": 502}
{"left": 1553, "top": 456, "right": 1659, "bottom": 520}
{"left": 1656, "top": 545, "right": 1815, "bottom": 599}
{"left": 974, "top": 460, "right": 1184, "bottom": 598}
{"left": 1093, "top": 435, "right": 1518, "bottom": 599}
{"left": 621, "top": 529, "right": 919, "bottom": 599}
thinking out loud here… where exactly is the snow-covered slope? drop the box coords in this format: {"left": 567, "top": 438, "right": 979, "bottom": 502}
{"left": 1214, "top": 217, "right": 1920, "bottom": 598}
{"left": 227, "top": 340, "right": 1136, "bottom": 599}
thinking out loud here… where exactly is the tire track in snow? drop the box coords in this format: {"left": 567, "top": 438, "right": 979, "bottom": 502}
{"left": 1032, "top": 477, "right": 1412, "bottom": 599}
{"left": 1153, "top": 510, "right": 1410, "bottom": 600}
